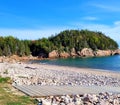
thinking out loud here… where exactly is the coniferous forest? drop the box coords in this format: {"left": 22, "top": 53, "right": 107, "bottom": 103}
{"left": 0, "top": 30, "right": 118, "bottom": 57}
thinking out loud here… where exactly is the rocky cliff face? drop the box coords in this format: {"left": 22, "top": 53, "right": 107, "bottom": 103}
{"left": 95, "top": 50, "right": 112, "bottom": 56}
{"left": 112, "top": 49, "right": 120, "bottom": 55}
{"left": 59, "top": 52, "right": 70, "bottom": 58}
{"left": 80, "top": 48, "right": 94, "bottom": 57}
{"left": 48, "top": 48, "right": 120, "bottom": 58}
{"left": 48, "top": 50, "right": 59, "bottom": 58}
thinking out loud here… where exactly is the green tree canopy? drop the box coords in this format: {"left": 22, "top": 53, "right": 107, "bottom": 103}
{"left": 0, "top": 30, "right": 118, "bottom": 57}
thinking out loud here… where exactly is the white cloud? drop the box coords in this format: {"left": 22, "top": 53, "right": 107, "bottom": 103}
{"left": 91, "top": 3, "right": 120, "bottom": 12}
{"left": 114, "top": 21, "right": 120, "bottom": 25}
{"left": 83, "top": 16, "right": 98, "bottom": 21}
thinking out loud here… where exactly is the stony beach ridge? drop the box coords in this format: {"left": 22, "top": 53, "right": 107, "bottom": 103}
{"left": 0, "top": 58, "right": 120, "bottom": 104}
{"left": 0, "top": 62, "right": 120, "bottom": 86}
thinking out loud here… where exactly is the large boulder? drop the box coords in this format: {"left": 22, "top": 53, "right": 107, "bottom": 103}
{"left": 59, "top": 52, "right": 70, "bottom": 58}
{"left": 80, "top": 48, "right": 94, "bottom": 57}
{"left": 48, "top": 50, "right": 59, "bottom": 58}
{"left": 95, "top": 50, "right": 112, "bottom": 56}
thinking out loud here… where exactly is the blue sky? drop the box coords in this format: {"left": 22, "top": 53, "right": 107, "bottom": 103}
{"left": 0, "top": 0, "right": 120, "bottom": 46}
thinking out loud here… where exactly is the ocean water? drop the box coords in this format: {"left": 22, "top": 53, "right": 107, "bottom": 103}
{"left": 32, "top": 55, "right": 120, "bottom": 72}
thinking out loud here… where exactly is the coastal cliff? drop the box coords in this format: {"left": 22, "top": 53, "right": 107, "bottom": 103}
{"left": 48, "top": 48, "right": 120, "bottom": 58}
{"left": 0, "top": 49, "right": 120, "bottom": 62}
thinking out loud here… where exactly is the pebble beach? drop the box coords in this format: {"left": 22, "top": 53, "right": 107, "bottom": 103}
{"left": 0, "top": 61, "right": 120, "bottom": 105}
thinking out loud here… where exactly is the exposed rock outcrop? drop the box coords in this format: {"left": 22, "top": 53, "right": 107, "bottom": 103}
{"left": 48, "top": 50, "right": 59, "bottom": 58}
{"left": 113, "top": 49, "right": 120, "bottom": 55}
{"left": 95, "top": 50, "right": 112, "bottom": 56}
{"left": 80, "top": 48, "right": 94, "bottom": 57}
{"left": 59, "top": 52, "right": 70, "bottom": 58}
{"left": 48, "top": 49, "right": 120, "bottom": 59}
{"left": 0, "top": 55, "right": 38, "bottom": 63}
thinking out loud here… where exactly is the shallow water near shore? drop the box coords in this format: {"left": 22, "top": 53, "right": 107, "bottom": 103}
{"left": 32, "top": 55, "right": 120, "bottom": 72}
